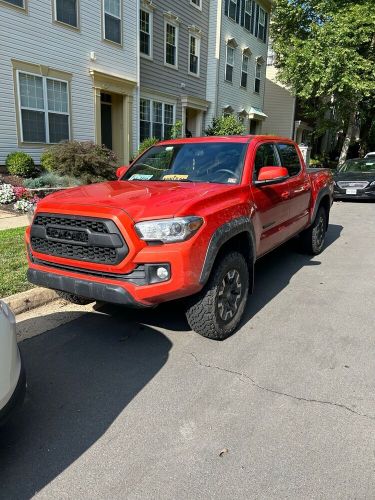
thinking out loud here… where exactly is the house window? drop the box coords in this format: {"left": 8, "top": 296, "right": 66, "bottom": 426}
{"left": 140, "top": 9, "right": 152, "bottom": 57}
{"left": 228, "top": 0, "right": 239, "bottom": 21}
{"left": 55, "top": 0, "right": 78, "bottom": 27}
{"left": 190, "top": 0, "right": 201, "bottom": 9}
{"left": 225, "top": 45, "right": 235, "bottom": 83}
{"left": 103, "top": 0, "right": 121, "bottom": 44}
{"left": 189, "top": 35, "right": 200, "bottom": 76}
{"left": 258, "top": 7, "right": 266, "bottom": 40}
{"left": 140, "top": 99, "right": 175, "bottom": 142}
{"left": 17, "top": 72, "right": 70, "bottom": 143}
{"left": 254, "top": 63, "right": 261, "bottom": 93}
{"left": 240, "top": 54, "right": 249, "bottom": 88}
{"left": 2, "top": 0, "right": 24, "bottom": 7}
{"left": 244, "top": 0, "right": 252, "bottom": 30}
{"left": 165, "top": 23, "right": 178, "bottom": 67}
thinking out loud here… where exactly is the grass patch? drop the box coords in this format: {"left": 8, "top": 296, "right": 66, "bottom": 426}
{"left": 0, "top": 226, "right": 33, "bottom": 298}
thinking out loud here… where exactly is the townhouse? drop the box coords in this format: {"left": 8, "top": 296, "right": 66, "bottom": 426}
{"left": 139, "top": 0, "right": 210, "bottom": 140}
{"left": 0, "top": 0, "right": 138, "bottom": 165}
{"left": 206, "top": 0, "right": 271, "bottom": 134}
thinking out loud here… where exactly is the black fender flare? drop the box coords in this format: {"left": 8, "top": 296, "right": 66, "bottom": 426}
{"left": 199, "top": 216, "right": 256, "bottom": 289}
{"left": 311, "top": 186, "right": 333, "bottom": 227}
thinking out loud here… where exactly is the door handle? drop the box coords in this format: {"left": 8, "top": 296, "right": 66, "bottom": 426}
{"left": 281, "top": 191, "right": 290, "bottom": 200}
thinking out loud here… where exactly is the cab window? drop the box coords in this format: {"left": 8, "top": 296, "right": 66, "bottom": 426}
{"left": 276, "top": 143, "right": 301, "bottom": 177}
{"left": 253, "top": 143, "right": 280, "bottom": 180}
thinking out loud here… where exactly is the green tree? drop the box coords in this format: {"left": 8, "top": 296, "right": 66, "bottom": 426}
{"left": 271, "top": 0, "right": 375, "bottom": 164}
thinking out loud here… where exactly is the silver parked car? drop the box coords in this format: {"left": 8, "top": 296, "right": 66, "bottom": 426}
{"left": 0, "top": 300, "right": 25, "bottom": 425}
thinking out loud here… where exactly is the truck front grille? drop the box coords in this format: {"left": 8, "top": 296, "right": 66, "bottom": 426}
{"left": 337, "top": 181, "right": 369, "bottom": 189}
{"left": 30, "top": 213, "right": 128, "bottom": 265}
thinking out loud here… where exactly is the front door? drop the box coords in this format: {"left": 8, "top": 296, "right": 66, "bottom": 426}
{"left": 250, "top": 142, "right": 292, "bottom": 256}
{"left": 101, "top": 92, "right": 113, "bottom": 150}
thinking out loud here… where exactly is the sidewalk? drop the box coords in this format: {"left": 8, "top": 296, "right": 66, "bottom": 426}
{"left": 0, "top": 208, "right": 28, "bottom": 230}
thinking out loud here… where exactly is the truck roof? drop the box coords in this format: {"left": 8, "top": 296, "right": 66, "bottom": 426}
{"left": 158, "top": 135, "right": 296, "bottom": 146}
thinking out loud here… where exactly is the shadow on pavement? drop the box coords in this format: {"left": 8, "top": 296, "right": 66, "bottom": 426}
{"left": 0, "top": 311, "right": 172, "bottom": 500}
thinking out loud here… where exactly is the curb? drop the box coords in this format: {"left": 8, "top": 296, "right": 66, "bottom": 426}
{"left": 3, "top": 287, "right": 58, "bottom": 316}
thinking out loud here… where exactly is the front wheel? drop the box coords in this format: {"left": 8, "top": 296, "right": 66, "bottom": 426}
{"left": 300, "top": 206, "right": 327, "bottom": 255}
{"left": 185, "top": 251, "right": 249, "bottom": 340}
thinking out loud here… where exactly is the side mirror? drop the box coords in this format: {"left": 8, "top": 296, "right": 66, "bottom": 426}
{"left": 254, "top": 166, "right": 289, "bottom": 186}
{"left": 116, "top": 165, "right": 129, "bottom": 179}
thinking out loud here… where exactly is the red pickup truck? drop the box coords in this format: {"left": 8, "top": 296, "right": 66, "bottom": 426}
{"left": 26, "top": 136, "right": 333, "bottom": 340}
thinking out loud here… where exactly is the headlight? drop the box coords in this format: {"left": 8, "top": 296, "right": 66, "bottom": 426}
{"left": 27, "top": 204, "right": 36, "bottom": 225}
{"left": 135, "top": 217, "right": 204, "bottom": 243}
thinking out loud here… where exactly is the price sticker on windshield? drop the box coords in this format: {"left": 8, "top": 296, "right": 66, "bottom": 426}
{"left": 129, "top": 174, "right": 153, "bottom": 180}
{"left": 163, "top": 174, "right": 189, "bottom": 181}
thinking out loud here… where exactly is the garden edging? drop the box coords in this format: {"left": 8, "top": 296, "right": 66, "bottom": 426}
{"left": 3, "top": 287, "right": 58, "bottom": 316}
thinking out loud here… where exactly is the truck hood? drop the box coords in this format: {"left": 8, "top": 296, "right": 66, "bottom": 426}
{"left": 38, "top": 180, "right": 237, "bottom": 221}
{"left": 334, "top": 171, "right": 375, "bottom": 182}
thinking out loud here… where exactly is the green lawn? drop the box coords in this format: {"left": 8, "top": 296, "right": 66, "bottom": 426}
{"left": 0, "top": 226, "right": 33, "bottom": 298}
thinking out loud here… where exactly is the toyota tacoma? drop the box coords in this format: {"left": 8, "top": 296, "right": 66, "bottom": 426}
{"left": 26, "top": 136, "right": 333, "bottom": 340}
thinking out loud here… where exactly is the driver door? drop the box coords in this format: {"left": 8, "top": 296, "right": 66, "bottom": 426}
{"left": 250, "top": 142, "right": 292, "bottom": 256}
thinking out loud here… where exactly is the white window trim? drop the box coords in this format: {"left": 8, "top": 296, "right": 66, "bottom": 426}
{"left": 244, "top": 0, "right": 252, "bottom": 31}
{"left": 258, "top": 6, "right": 266, "bottom": 39}
{"left": 188, "top": 34, "right": 201, "bottom": 78}
{"left": 228, "top": 0, "right": 239, "bottom": 21}
{"left": 190, "top": 0, "right": 202, "bottom": 11}
{"left": 16, "top": 70, "right": 71, "bottom": 144}
{"left": 164, "top": 18, "right": 179, "bottom": 69}
{"left": 102, "top": 0, "right": 122, "bottom": 45}
{"left": 140, "top": 96, "right": 176, "bottom": 141}
{"left": 240, "top": 54, "right": 249, "bottom": 89}
{"left": 0, "top": 0, "right": 26, "bottom": 11}
{"left": 53, "top": 0, "right": 79, "bottom": 29}
{"left": 140, "top": 8, "right": 153, "bottom": 60}
{"left": 225, "top": 45, "right": 235, "bottom": 83}
{"left": 254, "top": 62, "right": 262, "bottom": 93}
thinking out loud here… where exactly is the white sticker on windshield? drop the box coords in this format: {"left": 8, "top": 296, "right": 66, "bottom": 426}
{"left": 129, "top": 174, "right": 153, "bottom": 181}
{"left": 166, "top": 146, "right": 174, "bottom": 151}
{"left": 227, "top": 178, "right": 237, "bottom": 184}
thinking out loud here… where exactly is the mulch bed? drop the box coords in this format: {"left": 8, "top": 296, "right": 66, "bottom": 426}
{"left": 0, "top": 173, "right": 25, "bottom": 187}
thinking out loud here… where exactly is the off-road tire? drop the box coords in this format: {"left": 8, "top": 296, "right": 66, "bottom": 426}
{"left": 300, "top": 206, "right": 327, "bottom": 255}
{"left": 185, "top": 251, "right": 249, "bottom": 340}
{"left": 56, "top": 290, "right": 93, "bottom": 305}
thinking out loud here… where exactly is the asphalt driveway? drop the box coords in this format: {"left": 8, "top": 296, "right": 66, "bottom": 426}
{"left": 1, "top": 201, "right": 375, "bottom": 500}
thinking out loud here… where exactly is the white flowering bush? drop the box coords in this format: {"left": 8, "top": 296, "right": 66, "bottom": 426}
{"left": 13, "top": 199, "right": 34, "bottom": 212}
{"left": 0, "top": 183, "right": 16, "bottom": 204}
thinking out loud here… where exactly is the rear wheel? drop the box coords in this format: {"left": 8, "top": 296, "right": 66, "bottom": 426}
{"left": 185, "top": 251, "right": 249, "bottom": 340}
{"left": 300, "top": 206, "right": 327, "bottom": 255}
{"left": 56, "top": 291, "right": 93, "bottom": 305}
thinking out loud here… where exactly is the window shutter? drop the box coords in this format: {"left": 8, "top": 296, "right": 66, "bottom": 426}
{"left": 263, "top": 12, "right": 268, "bottom": 43}
{"left": 240, "top": 0, "right": 245, "bottom": 26}
{"left": 250, "top": 0, "right": 255, "bottom": 34}
{"left": 235, "top": 0, "right": 241, "bottom": 23}
{"left": 254, "top": 3, "right": 259, "bottom": 38}
{"left": 225, "top": 0, "right": 229, "bottom": 16}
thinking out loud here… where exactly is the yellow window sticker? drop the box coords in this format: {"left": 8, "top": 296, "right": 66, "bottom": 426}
{"left": 163, "top": 174, "right": 189, "bottom": 181}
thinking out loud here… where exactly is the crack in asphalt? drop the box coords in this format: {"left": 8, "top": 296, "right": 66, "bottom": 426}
{"left": 190, "top": 352, "right": 375, "bottom": 422}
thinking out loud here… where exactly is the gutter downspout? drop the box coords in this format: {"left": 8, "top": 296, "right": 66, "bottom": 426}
{"left": 215, "top": 0, "right": 223, "bottom": 117}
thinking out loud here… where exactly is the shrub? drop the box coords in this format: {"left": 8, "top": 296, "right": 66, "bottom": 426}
{"left": 171, "top": 120, "right": 183, "bottom": 139}
{"left": 40, "top": 149, "right": 55, "bottom": 172}
{"left": 13, "top": 186, "right": 32, "bottom": 201}
{"left": 6, "top": 152, "right": 36, "bottom": 177}
{"left": 131, "top": 137, "right": 159, "bottom": 161}
{"left": 13, "top": 195, "right": 40, "bottom": 213}
{"left": 23, "top": 172, "right": 81, "bottom": 189}
{"left": 0, "top": 184, "right": 16, "bottom": 204}
{"left": 44, "top": 141, "right": 118, "bottom": 184}
{"left": 205, "top": 115, "right": 246, "bottom": 136}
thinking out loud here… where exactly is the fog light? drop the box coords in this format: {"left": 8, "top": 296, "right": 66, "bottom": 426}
{"left": 156, "top": 267, "right": 169, "bottom": 280}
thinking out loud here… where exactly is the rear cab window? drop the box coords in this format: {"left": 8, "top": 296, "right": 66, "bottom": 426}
{"left": 276, "top": 143, "right": 302, "bottom": 177}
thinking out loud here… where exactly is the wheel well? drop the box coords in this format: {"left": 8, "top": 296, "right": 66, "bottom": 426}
{"left": 214, "top": 232, "right": 254, "bottom": 292}
{"left": 318, "top": 195, "right": 331, "bottom": 229}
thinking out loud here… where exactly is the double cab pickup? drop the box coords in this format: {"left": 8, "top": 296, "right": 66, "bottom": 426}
{"left": 26, "top": 136, "right": 333, "bottom": 340}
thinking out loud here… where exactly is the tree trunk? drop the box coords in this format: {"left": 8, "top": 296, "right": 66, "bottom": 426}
{"left": 338, "top": 106, "right": 357, "bottom": 167}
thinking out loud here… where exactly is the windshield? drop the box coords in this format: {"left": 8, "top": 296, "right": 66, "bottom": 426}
{"left": 123, "top": 142, "right": 248, "bottom": 185}
{"left": 339, "top": 159, "right": 375, "bottom": 173}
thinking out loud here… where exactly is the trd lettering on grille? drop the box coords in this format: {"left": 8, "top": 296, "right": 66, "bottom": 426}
{"left": 46, "top": 227, "right": 89, "bottom": 243}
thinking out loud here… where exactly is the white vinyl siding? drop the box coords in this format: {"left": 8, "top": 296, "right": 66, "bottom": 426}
{"left": 55, "top": 0, "right": 78, "bottom": 27}
{"left": 17, "top": 71, "right": 70, "bottom": 144}
{"left": 189, "top": 35, "right": 200, "bottom": 76}
{"left": 103, "top": 0, "right": 122, "bottom": 44}
{"left": 140, "top": 98, "right": 175, "bottom": 142}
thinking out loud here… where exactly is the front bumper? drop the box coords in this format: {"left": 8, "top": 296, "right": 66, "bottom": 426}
{"left": 334, "top": 187, "right": 375, "bottom": 200}
{"left": 0, "top": 362, "right": 26, "bottom": 426}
